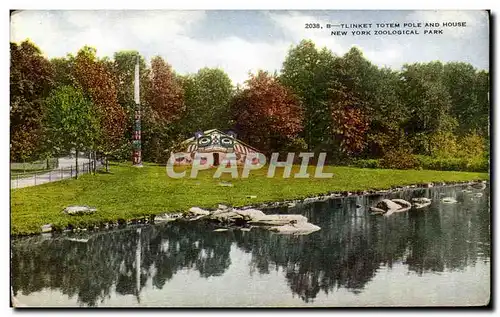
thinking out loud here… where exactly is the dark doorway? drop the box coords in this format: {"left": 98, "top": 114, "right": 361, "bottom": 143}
{"left": 213, "top": 153, "right": 220, "bottom": 166}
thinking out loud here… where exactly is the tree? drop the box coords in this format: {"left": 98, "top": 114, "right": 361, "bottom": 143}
{"left": 231, "top": 71, "right": 303, "bottom": 153}
{"left": 366, "top": 68, "right": 407, "bottom": 157}
{"left": 280, "top": 40, "right": 336, "bottom": 151}
{"left": 181, "top": 68, "right": 233, "bottom": 133}
{"left": 73, "top": 46, "right": 126, "bottom": 169}
{"left": 442, "top": 62, "right": 489, "bottom": 136}
{"left": 142, "top": 56, "right": 185, "bottom": 162}
{"left": 51, "top": 56, "right": 74, "bottom": 87}
{"left": 44, "top": 86, "right": 100, "bottom": 178}
{"left": 10, "top": 40, "right": 54, "bottom": 161}
{"left": 473, "top": 70, "right": 490, "bottom": 138}
{"left": 399, "top": 62, "right": 454, "bottom": 154}
{"left": 330, "top": 87, "right": 370, "bottom": 157}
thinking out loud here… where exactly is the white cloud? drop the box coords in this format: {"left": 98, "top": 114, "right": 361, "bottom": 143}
{"left": 10, "top": 10, "right": 489, "bottom": 86}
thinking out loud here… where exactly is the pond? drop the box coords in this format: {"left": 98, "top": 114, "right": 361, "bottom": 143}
{"left": 11, "top": 184, "right": 490, "bottom": 307}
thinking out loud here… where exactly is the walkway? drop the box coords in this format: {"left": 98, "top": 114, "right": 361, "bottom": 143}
{"left": 11, "top": 157, "right": 101, "bottom": 189}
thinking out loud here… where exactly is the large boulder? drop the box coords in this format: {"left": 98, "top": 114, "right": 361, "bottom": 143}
{"left": 235, "top": 209, "right": 266, "bottom": 221}
{"left": 63, "top": 206, "right": 97, "bottom": 216}
{"left": 187, "top": 207, "right": 210, "bottom": 216}
{"left": 209, "top": 210, "right": 243, "bottom": 222}
{"left": 268, "top": 222, "right": 321, "bottom": 235}
{"left": 370, "top": 199, "right": 411, "bottom": 215}
{"left": 249, "top": 214, "right": 308, "bottom": 226}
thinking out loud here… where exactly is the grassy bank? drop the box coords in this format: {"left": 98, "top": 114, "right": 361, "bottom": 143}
{"left": 11, "top": 162, "right": 488, "bottom": 235}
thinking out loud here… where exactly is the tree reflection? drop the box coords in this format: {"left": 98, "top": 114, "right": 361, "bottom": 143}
{"left": 12, "top": 221, "right": 233, "bottom": 306}
{"left": 11, "top": 185, "right": 490, "bottom": 306}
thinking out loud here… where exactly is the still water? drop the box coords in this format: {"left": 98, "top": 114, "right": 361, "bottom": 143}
{"left": 11, "top": 184, "right": 490, "bottom": 307}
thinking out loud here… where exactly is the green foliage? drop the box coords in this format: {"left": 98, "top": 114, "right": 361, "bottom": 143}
{"left": 457, "top": 131, "right": 486, "bottom": 161}
{"left": 381, "top": 147, "right": 418, "bottom": 170}
{"left": 352, "top": 159, "right": 380, "bottom": 169}
{"left": 182, "top": 68, "right": 234, "bottom": 133}
{"left": 280, "top": 40, "right": 336, "bottom": 150}
{"left": 429, "top": 130, "right": 459, "bottom": 158}
{"left": 415, "top": 155, "right": 488, "bottom": 172}
{"left": 44, "top": 85, "right": 100, "bottom": 154}
{"left": 10, "top": 40, "right": 54, "bottom": 161}
{"left": 10, "top": 39, "right": 490, "bottom": 170}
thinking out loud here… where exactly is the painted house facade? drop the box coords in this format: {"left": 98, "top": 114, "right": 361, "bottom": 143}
{"left": 172, "top": 129, "right": 263, "bottom": 166}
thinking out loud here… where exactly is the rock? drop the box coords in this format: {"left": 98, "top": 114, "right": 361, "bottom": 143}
{"left": 154, "top": 213, "right": 182, "bottom": 223}
{"left": 268, "top": 222, "right": 321, "bottom": 235}
{"left": 41, "top": 224, "right": 52, "bottom": 233}
{"left": 188, "top": 207, "right": 210, "bottom": 216}
{"left": 66, "top": 238, "right": 89, "bottom": 243}
{"left": 442, "top": 197, "right": 458, "bottom": 204}
{"left": 390, "top": 199, "right": 412, "bottom": 212}
{"left": 370, "top": 199, "right": 411, "bottom": 215}
{"left": 287, "top": 202, "right": 296, "bottom": 208}
{"left": 412, "top": 197, "right": 431, "bottom": 204}
{"left": 303, "top": 197, "right": 318, "bottom": 203}
{"left": 235, "top": 208, "right": 266, "bottom": 221}
{"left": 209, "top": 210, "right": 243, "bottom": 222}
{"left": 213, "top": 228, "right": 229, "bottom": 232}
{"left": 217, "top": 204, "right": 230, "bottom": 210}
{"left": 470, "top": 183, "right": 486, "bottom": 190}
{"left": 474, "top": 193, "right": 483, "bottom": 198}
{"left": 249, "top": 214, "right": 308, "bottom": 226}
{"left": 412, "top": 197, "right": 432, "bottom": 209}
{"left": 63, "top": 205, "right": 97, "bottom": 215}
{"left": 188, "top": 215, "right": 207, "bottom": 221}
{"left": 424, "top": 183, "right": 434, "bottom": 188}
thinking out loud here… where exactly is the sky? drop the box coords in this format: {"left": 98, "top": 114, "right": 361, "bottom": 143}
{"left": 10, "top": 10, "right": 490, "bottom": 85}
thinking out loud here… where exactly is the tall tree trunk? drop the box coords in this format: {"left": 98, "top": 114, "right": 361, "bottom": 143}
{"left": 93, "top": 151, "right": 97, "bottom": 174}
{"left": 75, "top": 149, "right": 79, "bottom": 179}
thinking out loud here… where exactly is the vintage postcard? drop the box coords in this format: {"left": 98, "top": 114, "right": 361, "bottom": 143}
{"left": 10, "top": 10, "right": 490, "bottom": 307}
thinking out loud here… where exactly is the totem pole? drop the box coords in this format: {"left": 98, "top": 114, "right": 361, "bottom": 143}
{"left": 133, "top": 55, "right": 143, "bottom": 167}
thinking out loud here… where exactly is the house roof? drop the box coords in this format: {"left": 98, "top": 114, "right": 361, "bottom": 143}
{"left": 181, "top": 128, "right": 261, "bottom": 153}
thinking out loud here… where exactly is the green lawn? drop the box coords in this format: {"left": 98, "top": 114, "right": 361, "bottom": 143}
{"left": 10, "top": 162, "right": 488, "bottom": 235}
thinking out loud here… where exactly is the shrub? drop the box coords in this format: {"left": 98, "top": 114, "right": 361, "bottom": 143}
{"left": 353, "top": 159, "right": 381, "bottom": 169}
{"left": 457, "top": 131, "right": 486, "bottom": 161}
{"left": 415, "top": 155, "right": 488, "bottom": 172}
{"left": 429, "top": 130, "right": 458, "bottom": 158}
{"left": 381, "top": 147, "right": 418, "bottom": 170}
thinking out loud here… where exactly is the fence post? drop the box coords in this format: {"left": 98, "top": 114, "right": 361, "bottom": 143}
{"left": 49, "top": 169, "right": 51, "bottom": 182}
{"left": 70, "top": 165, "right": 73, "bottom": 178}
{"left": 60, "top": 166, "right": 63, "bottom": 180}
{"left": 34, "top": 172, "right": 37, "bottom": 186}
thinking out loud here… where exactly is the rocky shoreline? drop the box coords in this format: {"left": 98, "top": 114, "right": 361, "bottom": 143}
{"left": 13, "top": 179, "right": 488, "bottom": 238}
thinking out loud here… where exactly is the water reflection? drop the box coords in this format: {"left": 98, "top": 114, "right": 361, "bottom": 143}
{"left": 11, "top": 184, "right": 490, "bottom": 306}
